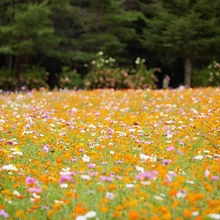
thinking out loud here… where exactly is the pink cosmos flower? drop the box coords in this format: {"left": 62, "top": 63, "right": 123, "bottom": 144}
{"left": 94, "top": 111, "right": 100, "bottom": 116}
{"left": 100, "top": 176, "right": 113, "bottom": 182}
{"left": 25, "top": 177, "right": 39, "bottom": 185}
{"left": 88, "top": 172, "right": 99, "bottom": 176}
{"left": 41, "top": 206, "right": 49, "bottom": 210}
{"left": 59, "top": 175, "right": 72, "bottom": 184}
{"left": 43, "top": 144, "right": 50, "bottom": 153}
{"left": 116, "top": 175, "right": 123, "bottom": 180}
{"left": 136, "top": 170, "right": 158, "bottom": 180}
{"left": 179, "top": 109, "right": 184, "bottom": 114}
{"left": 166, "top": 146, "right": 175, "bottom": 151}
{"left": 211, "top": 176, "right": 219, "bottom": 180}
{"left": 0, "top": 210, "right": 8, "bottom": 219}
{"left": 178, "top": 149, "right": 184, "bottom": 155}
{"left": 205, "top": 169, "right": 210, "bottom": 177}
{"left": 71, "top": 158, "right": 77, "bottom": 162}
{"left": 162, "top": 159, "right": 172, "bottom": 166}
{"left": 87, "top": 163, "right": 96, "bottom": 168}
{"left": 27, "top": 187, "right": 42, "bottom": 193}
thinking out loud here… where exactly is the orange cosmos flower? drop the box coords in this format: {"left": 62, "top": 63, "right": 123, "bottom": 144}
{"left": 183, "top": 209, "right": 191, "bottom": 218}
{"left": 128, "top": 210, "right": 141, "bottom": 220}
{"left": 100, "top": 206, "right": 108, "bottom": 213}
{"left": 73, "top": 204, "right": 87, "bottom": 215}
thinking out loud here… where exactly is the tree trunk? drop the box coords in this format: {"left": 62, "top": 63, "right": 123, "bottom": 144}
{"left": 6, "top": 55, "right": 13, "bottom": 71}
{"left": 14, "top": 55, "right": 21, "bottom": 89}
{"left": 184, "top": 57, "right": 192, "bottom": 88}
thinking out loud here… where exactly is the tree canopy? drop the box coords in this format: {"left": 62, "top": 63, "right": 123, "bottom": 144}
{"left": 140, "top": 0, "right": 220, "bottom": 87}
{"left": 0, "top": 0, "right": 220, "bottom": 89}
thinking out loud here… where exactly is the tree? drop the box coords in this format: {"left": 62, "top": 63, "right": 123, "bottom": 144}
{"left": 48, "top": 0, "right": 140, "bottom": 68}
{"left": 76, "top": 0, "right": 140, "bottom": 65}
{"left": 0, "top": 0, "right": 58, "bottom": 86}
{"left": 140, "top": 0, "right": 220, "bottom": 87}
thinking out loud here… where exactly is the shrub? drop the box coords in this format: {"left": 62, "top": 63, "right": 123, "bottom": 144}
{"left": 21, "top": 65, "right": 48, "bottom": 90}
{"left": 208, "top": 61, "right": 220, "bottom": 87}
{"left": 192, "top": 61, "right": 220, "bottom": 87}
{"left": 59, "top": 66, "right": 83, "bottom": 89}
{"left": 0, "top": 68, "right": 17, "bottom": 91}
{"left": 192, "top": 68, "right": 211, "bottom": 87}
{"left": 84, "top": 52, "right": 156, "bottom": 89}
{"left": 84, "top": 51, "right": 123, "bottom": 89}
{"left": 133, "top": 57, "right": 156, "bottom": 89}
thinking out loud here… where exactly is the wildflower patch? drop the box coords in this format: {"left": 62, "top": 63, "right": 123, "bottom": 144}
{"left": 0, "top": 88, "right": 219, "bottom": 219}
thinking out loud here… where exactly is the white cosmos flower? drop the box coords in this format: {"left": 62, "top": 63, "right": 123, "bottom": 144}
{"left": 140, "top": 154, "right": 157, "bottom": 162}
{"left": 12, "top": 152, "right": 23, "bottom": 156}
{"left": 176, "top": 190, "right": 187, "bottom": 198}
{"left": 207, "top": 214, "right": 220, "bottom": 219}
{"left": 135, "top": 166, "right": 144, "bottom": 172}
{"left": 2, "top": 164, "right": 18, "bottom": 171}
{"left": 32, "top": 193, "right": 40, "bottom": 198}
{"left": 76, "top": 216, "right": 87, "bottom": 220}
{"left": 126, "top": 184, "right": 134, "bottom": 189}
{"left": 194, "top": 155, "right": 204, "bottom": 160}
{"left": 105, "top": 192, "right": 115, "bottom": 200}
{"left": 13, "top": 190, "right": 20, "bottom": 196}
{"left": 141, "top": 181, "right": 151, "bottom": 185}
{"left": 60, "top": 183, "right": 68, "bottom": 188}
{"left": 85, "top": 211, "right": 97, "bottom": 218}
{"left": 154, "top": 195, "right": 163, "bottom": 201}
{"left": 81, "top": 175, "right": 91, "bottom": 181}
{"left": 82, "top": 154, "right": 90, "bottom": 162}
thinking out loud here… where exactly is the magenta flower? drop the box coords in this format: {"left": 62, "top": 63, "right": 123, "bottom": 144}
{"left": 166, "top": 171, "right": 177, "bottom": 183}
{"left": 27, "top": 187, "right": 42, "bottom": 193}
{"left": 116, "top": 175, "right": 123, "bottom": 180}
{"left": 71, "top": 158, "right": 77, "bottom": 162}
{"left": 59, "top": 175, "right": 72, "bottom": 184}
{"left": 94, "top": 111, "right": 100, "bottom": 116}
{"left": 87, "top": 163, "right": 96, "bottom": 168}
{"left": 179, "top": 109, "right": 184, "bottom": 114}
{"left": 162, "top": 159, "right": 172, "bottom": 166}
{"left": 88, "top": 172, "right": 99, "bottom": 176}
{"left": 136, "top": 170, "right": 158, "bottom": 180}
{"left": 41, "top": 206, "right": 49, "bottom": 210}
{"left": 25, "top": 176, "right": 39, "bottom": 185}
{"left": 178, "top": 149, "right": 184, "bottom": 155}
{"left": 43, "top": 144, "right": 50, "bottom": 153}
{"left": 100, "top": 176, "right": 113, "bottom": 182}
{"left": 166, "top": 146, "right": 175, "bottom": 151}
{"left": 211, "top": 176, "right": 219, "bottom": 180}
{"left": 0, "top": 209, "right": 8, "bottom": 219}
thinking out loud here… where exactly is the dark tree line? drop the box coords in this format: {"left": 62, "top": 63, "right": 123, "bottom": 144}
{"left": 0, "top": 0, "right": 220, "bottom": 89}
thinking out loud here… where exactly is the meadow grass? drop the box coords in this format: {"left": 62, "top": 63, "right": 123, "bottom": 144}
{"left": 0, "top": 88, "right": 219, "bottom": 220}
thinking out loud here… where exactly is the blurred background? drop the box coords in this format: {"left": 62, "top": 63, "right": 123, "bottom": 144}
{"left": 0, "top": 0, "right": 220, "bottom": 91}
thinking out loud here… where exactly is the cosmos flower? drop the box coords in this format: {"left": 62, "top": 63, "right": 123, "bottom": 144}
{"left": 43, "top": 144, "right": 50, "bottom": 153}
{"left": 2, "top": 164, "right": 18, "bottom": 171}
{"left": 27, "top": 187, "right": 42, "bottom": 193}
{"left": 0, "top": 87, "right": 219, "bottom": 219}
{"left": 26, "top": 177, "right": 39, "bottom": 185}
{"left": 0, "top": 210, "right": 8, "bottom": 219}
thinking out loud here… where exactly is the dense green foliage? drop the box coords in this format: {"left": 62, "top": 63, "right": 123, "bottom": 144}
{"left": 140, "top": 0, "right": 220, "bottom": 87}
{"left": 192, "top": 61, "right": 220, "bottom": 87}
{"left": 0, "top": 0, "right": 220, "bottom": 90}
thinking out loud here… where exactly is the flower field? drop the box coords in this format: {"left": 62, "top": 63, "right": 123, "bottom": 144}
{"left": 0, "top": 88, "right": 219, "bottom": 220}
